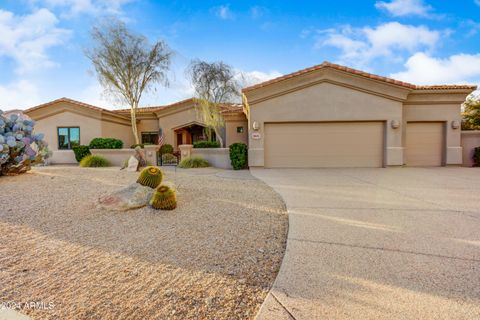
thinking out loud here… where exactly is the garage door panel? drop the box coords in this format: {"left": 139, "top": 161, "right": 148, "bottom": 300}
{"left": 405, "top": 122, "right": 444, "bottom": 167}
{"left": 265, "top": 122, "right": 384, "bottom": 168}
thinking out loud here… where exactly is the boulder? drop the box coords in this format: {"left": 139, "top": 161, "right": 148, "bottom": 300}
{"left": 97, "top": 183, "right": 154, "bottom": 211}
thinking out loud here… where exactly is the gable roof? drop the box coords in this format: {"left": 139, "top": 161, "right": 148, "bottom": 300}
{"left": 242, "top": 61, "right": 478, "bottom": 93}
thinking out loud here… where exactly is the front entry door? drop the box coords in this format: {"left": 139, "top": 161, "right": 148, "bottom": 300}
{"left": 177, "top": 133, "right": 183, "bottom": 147}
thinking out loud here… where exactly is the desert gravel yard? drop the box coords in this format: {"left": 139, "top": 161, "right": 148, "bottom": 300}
{"left": 0, "top": 166, "right": 288, "bottom": 320}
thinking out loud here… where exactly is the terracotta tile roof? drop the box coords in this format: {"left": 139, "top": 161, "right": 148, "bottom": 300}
{"left": 220, "top": 104, "right": 243, "bottom": 114}
{"left": 242, "top": 61, "right": 477, "bottom": 92}
{"left": 24, "top": 97, "right": 109, "bottom": 113}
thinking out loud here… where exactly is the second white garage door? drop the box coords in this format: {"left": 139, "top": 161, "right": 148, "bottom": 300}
{"left": 264, "top": 122, "right": 384, "bottom": 168}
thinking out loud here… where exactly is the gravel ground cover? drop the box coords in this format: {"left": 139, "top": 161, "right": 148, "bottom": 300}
{"left": 0, "top": 166, "right": 288, "bottom": 320}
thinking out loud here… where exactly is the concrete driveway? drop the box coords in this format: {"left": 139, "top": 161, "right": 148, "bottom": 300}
{"left": 251, "top": 167, "right": 480, "bottom": 320}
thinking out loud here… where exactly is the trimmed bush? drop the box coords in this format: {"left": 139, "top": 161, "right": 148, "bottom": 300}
{"left": 178, "top": 156, "right": 209, "bottom": 168}
{"left": 130, "top": 143, "right": 153, "bottom": 149}
{"left": 193, "top": 140, "right": 220, "bottom": 148}
{"left": 79, "top": 155, "right": 110, "bottom": 167}
{"left": 159, "top": 143, "right": 173, "bottom": 154}
{"left": 89, "top": 137, "right": 123, "bottom": 149}
{"left": 229, "top": 143, "right": 248, "bottom": 170}
{"left": 473, "top": 146, "right": 480, "bottom": 167}
{"left": 161, "top": 153, "right": 176, "bottom": 162}
{"left": 72, "top": 145, "right": 91, "bottom": 162}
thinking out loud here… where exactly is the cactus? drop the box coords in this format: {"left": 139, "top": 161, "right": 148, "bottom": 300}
{"left": 0, "top": 110, "right": 51, "bottom": 176}
{"left": 136, "top": 166, "right": 163, "bottom": 188}
{"left": 149, "top": 184, "right": 177, "bottom": 210}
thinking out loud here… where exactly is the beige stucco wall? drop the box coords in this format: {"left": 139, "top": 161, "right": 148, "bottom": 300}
{"left": 101, "top": 120, "right": 135, "bottom": 148}
{"left": 247, "top": 81, "right": 404, "bottom": 167}
{"left": 225, "top": 114, "right": 248, "bottom": 146}
{"left": 136, "top": 117, "right": 159, "bottom": 136}
{"left": 461, "top": 131, "right": 480, "bottom": 167}
{"left": 156, "top": 104, "right": 205, "bottom": 147}
{"left": 404, "top": 92, "right": 467, "bottom": 165}
{"left": 32, "top": 110, "right": 103, "bottom": 151}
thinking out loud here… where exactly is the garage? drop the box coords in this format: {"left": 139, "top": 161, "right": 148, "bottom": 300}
{"left": 405, "top": 122, "right": 444, "bottom": 166}
{"left": 264, "top": 122, "right": 384, "bottom": 168}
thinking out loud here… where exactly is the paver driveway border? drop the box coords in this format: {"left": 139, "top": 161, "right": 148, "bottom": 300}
{"left": 251, "top": 167, "right": 480, "bottom": 320}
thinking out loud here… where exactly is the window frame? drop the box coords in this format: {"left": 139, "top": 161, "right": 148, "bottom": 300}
{"left": 57, "top": 127, "right": 80, "bottom": 150}
{"left": 141, "top": 131, "right": 159, "bottom": 145}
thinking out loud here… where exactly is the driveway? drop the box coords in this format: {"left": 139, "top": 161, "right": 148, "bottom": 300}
{"left": 251, "top": 167, "right": 480, "bottom": 320}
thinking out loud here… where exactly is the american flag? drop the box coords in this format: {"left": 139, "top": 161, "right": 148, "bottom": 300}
{"left": 157, "top": 127, "right": 165, "bottom": 146}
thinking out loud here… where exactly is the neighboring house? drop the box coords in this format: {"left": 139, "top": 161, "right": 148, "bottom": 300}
{"left": 23, "top": 61, "right": 477, "bottom": 167}
{"left": 24, "top": 97, "right": 247, "bottom": 164}
{"left": 243, "top": 62, "right": 477, "bottom": 168}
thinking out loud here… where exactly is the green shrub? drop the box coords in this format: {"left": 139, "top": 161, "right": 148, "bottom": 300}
{"left": 89, "top": 138, "right": 123, "bottom": 149}
{"left": 473, "top": 147, "right": 480, "bottom": 167}
{"left": 79, "top": 155, "right": 110, "bottom": 167}
{"left": 159, "top": 143, "right": 173, "bottom": 154}
{"left": 229, "top": 143, "right": 248, "bottom": 170}
{"left": 72, "top": 145, "right": 91, "bottom": 162}
{"left": 193, "top": 140, "right": 220, "bottom": 148}
{"left": 161, "top": 153, "right": 176, "bottom": 162}
{"left": 178, "top": 156, "right": 209, "bottom": 168}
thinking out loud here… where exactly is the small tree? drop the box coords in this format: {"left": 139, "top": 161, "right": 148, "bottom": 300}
{"left": 86, "top": 20, "right": 172, "bottom": 144}
{"left": 462, "top": 95, "right": 480, "bottom": 130}
{"left": 188, "top": 60, "right": 240, "bottom": 147}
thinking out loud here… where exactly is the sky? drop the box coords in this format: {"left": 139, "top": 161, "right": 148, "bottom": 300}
{"left": 0, "top": 0, "right": 479, "bottom": 110}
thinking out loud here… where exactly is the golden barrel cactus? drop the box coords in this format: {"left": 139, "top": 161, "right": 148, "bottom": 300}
{"left": 137, "top": 166, "right": 163, "bottom": 189}
{"left": 149, "top": 184, "right": 177, "bottom": 210}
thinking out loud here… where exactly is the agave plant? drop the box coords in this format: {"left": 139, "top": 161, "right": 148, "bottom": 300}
{"left": 0, "top": 110, "right": 51, "bottom": 176}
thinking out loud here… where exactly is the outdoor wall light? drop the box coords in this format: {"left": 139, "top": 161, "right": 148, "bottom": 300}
{"left": 252, "top": 121, "right": 260, "bottom": 130}
{"left": 391, "top": 120, "right": 400, "bottom": 129}
{"left": 451, "top": 120, "right": 460, "bottom": 129}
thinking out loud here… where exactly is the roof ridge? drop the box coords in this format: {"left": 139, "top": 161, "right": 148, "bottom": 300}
{"left": 242, "top": 62, "right": 477, "bottom": 92}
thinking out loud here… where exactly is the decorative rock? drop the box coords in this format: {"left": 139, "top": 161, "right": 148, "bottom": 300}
{"left": 126, "top": 156, "right": 139, "bottom": 172}
{"left": 97, "top": 183, "right": 155, "bottom": 211}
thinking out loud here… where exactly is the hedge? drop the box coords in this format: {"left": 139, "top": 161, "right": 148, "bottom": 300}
{"left": 160, "top": 144, "right": 174, "bottom": 154}
{"left": 72, "top": 145, "right": 91, "bottom": 162}
{"left": 229, "top": 143, "right": 248, "bottom": 170}
{"left": 89, "top": 138, "right": 123, "bottom": 149}
{"left": 193, "top": 141, "right": 220, "bottom": 148}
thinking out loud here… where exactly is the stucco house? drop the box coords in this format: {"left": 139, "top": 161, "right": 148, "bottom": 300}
{"left": 24, "top": 62, "right": 477, "bottom": 167}
{"left": 24, "top": 97, "right": 248, "bottom": 164}
{"left": 243, "top": 62, "right": 476, "bottom": 168}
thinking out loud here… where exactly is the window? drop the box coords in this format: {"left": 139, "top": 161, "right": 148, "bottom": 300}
{"left": 141, "top": 132, "right": 159, "bottom": 144}
{"left": 58, "top": 127, "right": 80, "bottom": 150}
{"left": 236, "top": 126, "right": 244, "bottom": 133}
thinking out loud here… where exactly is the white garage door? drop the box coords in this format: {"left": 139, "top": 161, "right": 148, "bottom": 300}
{"left": 264, "top": 122, "right": 384, "bottom": 168}
{"left": 405, "top": 122, "right": 444, "bottom": 166}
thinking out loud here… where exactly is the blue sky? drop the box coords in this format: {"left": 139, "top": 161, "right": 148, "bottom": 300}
{"left": 0, "top": 0, "right": 479, "bottom": 110}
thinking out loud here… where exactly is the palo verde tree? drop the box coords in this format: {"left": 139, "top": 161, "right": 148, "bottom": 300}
{"left": 188, "top": 60, "right": 240, "bottom": 147}
{"left": 85, "top": 20, "right": 172, "bottom": 144}
{"left": 462, "top": 94, "right": 480, "bottom": 130}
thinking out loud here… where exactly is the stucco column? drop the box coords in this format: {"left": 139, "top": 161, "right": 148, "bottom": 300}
{"left": 179, "top": 144, "right": 193, "bottom": 161}
{"left": 143, "top": 145, "right": 159, "bottom": 166}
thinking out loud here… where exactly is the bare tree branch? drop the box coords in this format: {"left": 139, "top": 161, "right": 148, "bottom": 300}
{"left": 85, "top": 20, "right": 172, "bottom": 144}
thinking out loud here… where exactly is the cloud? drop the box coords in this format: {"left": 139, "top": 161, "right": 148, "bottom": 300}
{"left": 250, "top": 6, "right": 268, "bottom": 19}
{"left": 236, "top": 69, "right": 282, "bottom": 88}
{"left": 211, "top": 4, "right": 234, "bottom": 20}
{"left": 28, "top": 0, "right": 134, "bottom": 17}
{"left": 375, "top": 0, "right": 432, "bottom": 17}
{"left": 0, "top": 80, "right": 41, "bottom": 109}
{"left": 0, "top": 8, "right": 71, "bottom": 74}
{"left": 318, "top": 22, "right": 441, "bottom": 67}
{"left": 391, "top": 52, "right": 480, "bottom": 85}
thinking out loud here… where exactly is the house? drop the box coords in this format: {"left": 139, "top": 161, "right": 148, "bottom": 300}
{"left": 24, "top": 61, "right": 477, "bottom": 167}
{"left": 242, "top": 62, "right": 477, "bottom": 168}
{"left": 24, "top": 97, "right": 248, "bottom": 164}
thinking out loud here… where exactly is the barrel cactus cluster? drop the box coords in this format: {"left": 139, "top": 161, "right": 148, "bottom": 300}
{"left": 136, "top": 166, "right": 177, "bottom": 210}
{"left": 0, "top": 110, "right": 51, "bottom": 176}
